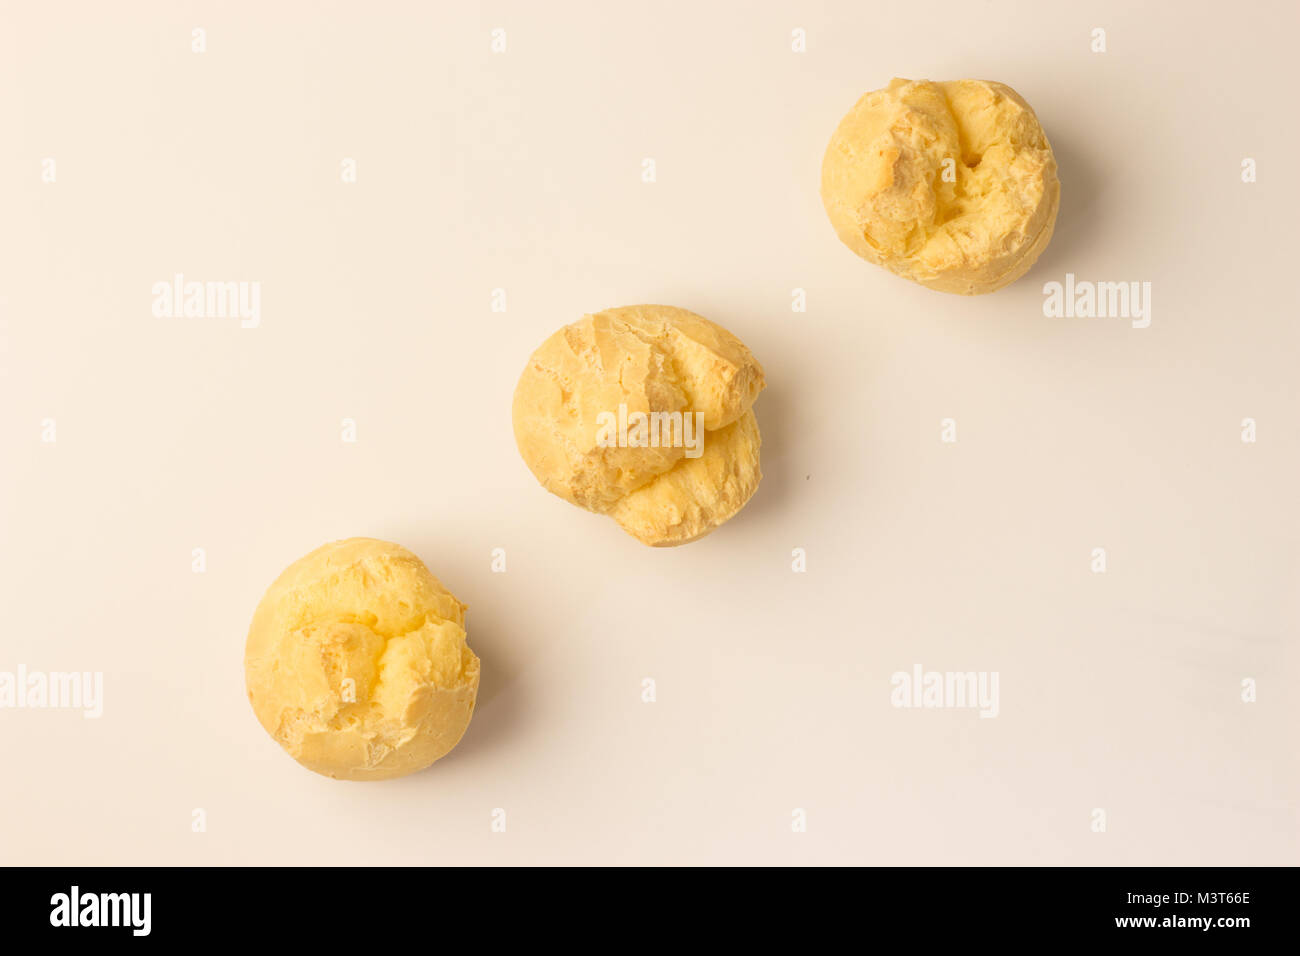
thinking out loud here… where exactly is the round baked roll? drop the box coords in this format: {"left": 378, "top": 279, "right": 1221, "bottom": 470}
{"left": 512, "top": 305, "right": 765, "bottom": 546}
{"left": 821, "top": 77, "right": 1059, "bottom": 295}
{"left": 244, "top": 538, "right": 480, "bottom": 781}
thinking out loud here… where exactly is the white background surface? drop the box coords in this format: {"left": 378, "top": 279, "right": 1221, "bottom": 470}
{"left": 1, "top": 0, "right": 1296, "bottom": 864}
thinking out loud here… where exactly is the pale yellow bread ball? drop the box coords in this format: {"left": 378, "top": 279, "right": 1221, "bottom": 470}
{"left": 512, "top": 305, "right": 764, "bottom": 546}
{"left": 244, "top": 538, "right": 479, "bottom": 781}
{"left": 821, "top": 78, "right": 1060, "bottom": 294}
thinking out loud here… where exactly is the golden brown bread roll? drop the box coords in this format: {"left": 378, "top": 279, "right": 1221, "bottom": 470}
{"left": 244, "top": 538, "right": 479, "bottom": 781}
{"left": 512, "top": 305, "right": 765, "bottom": 546}
{"left": 821, "top": 77, "right": 1059, "bottom": 294}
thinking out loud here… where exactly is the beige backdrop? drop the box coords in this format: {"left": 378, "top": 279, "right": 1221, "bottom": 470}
{"left": 1, "top": 0, "right": 1296, "bottom": 865}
